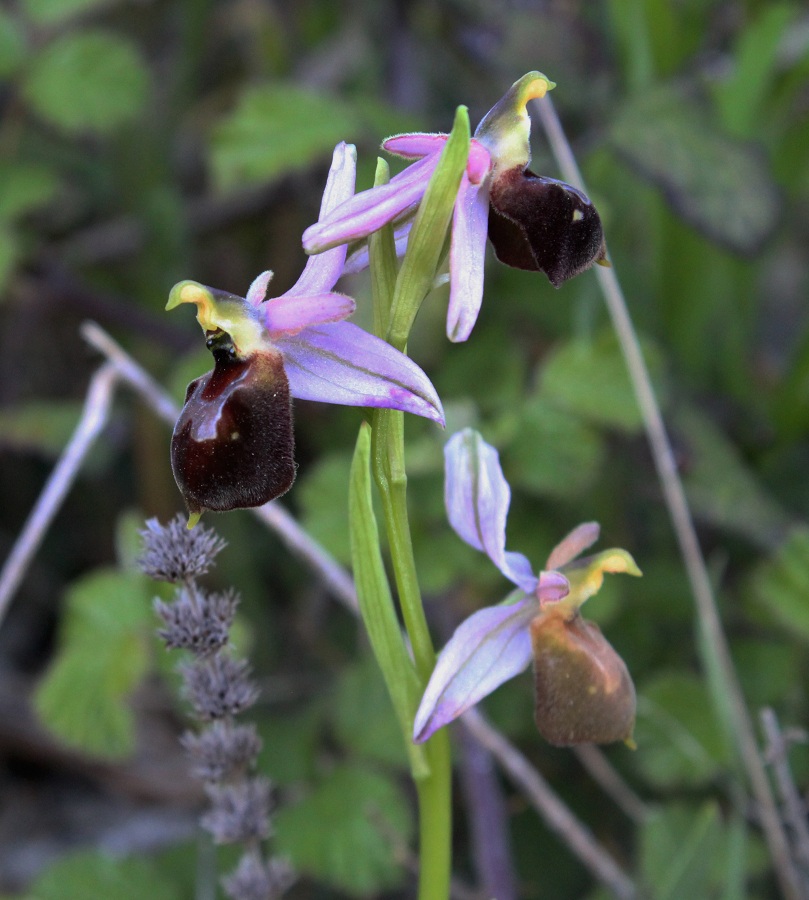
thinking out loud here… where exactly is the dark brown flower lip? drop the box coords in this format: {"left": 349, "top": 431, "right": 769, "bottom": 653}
{"left": 488, "top": 166, "right": 607, "bottom": 287}
{"left": 171, "top": 346, "right": 295, "bottom": 520}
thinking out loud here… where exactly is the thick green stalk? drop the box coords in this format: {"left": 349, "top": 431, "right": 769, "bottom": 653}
{"left": 370, "top": 409, "right": 452, "bottom": 900}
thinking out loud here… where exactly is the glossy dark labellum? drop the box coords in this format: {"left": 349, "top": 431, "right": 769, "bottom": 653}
{"left": 530, "top": 612, "right": 635, "bottom": 746}
{"left": 488, "top": 167, "right": 607, "bottom": 287}
{"left": 171, "top": 332, "right": 295, "bottom": 517}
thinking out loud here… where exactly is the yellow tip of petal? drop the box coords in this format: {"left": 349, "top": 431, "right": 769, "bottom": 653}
{"left": 516, "top": 72, "right": 555, "bottom": 108}
{"left": 597, "top": 549, "right": 643, "bottom": 578}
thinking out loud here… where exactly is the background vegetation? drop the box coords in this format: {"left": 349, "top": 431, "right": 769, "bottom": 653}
{"left": 1, "top": 0, "right": 808, "bottom": 897}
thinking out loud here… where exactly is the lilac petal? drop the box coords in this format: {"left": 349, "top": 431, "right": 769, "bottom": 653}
{"left": 413, "top": 596, "right": 536, "bottom": 743}
{"left": 444, "top": 429, "right": 537, "bottom": 592}
{"left": 545, "top": 522, "right": 601, "bottom": 570}
{"left": 536, "top": 570, "right": 570, "bottom": 605}
{"left": 342, "top": 221, "right": 413, "bottom": 274}
{"left": 287, "top": 143, "right": 357, "bottom": 297}
{"left": 383, "top": 133, "right": 448, "bottom": 158}
{"left": 245, "top": 270, "right": 274, "bottom": 307}
{"left": 302, "top": 154, "right": 440, "bottom": 254}
{"left": 447, "top": 175, "right": 490, "bottom": 342}
{"left": 466, "top": 139, "right": 493, "bottom": 184}
{"left": 261, "top": 292, "right": 355, "bottom": 337}
{"left": 278, "top": 321, "right": 444, "bottom": 424}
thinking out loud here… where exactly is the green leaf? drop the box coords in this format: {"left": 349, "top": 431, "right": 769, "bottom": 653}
{"left": 712, "top": 4, "right": 797, "bottom": 138}
{"left": 507, "top": 396, "right": 604, "bottom": 498}
{"left": 331, "top": 656, "right": 409, "bottom": 769}
{"left": 257, "top": 706, "right": 323, "bottom": 786}
{"left": 34, "top": 568, "right": 153, "bottom": 757}
{"left": 609, "top": 86, "right": 781, "bottom": 253}
{"left": 349, "top": 423, "right": 427, "bottom": 776}
{"left": 22, "top": 0, "right": 115, "bottom": 25}
{"left": 23, "top": 31, "right": 149, "bottom": 134}
{"left": 0, "top": 11, "right": 26, "bottom": 78}
{"left": 748, "top": 526, "right": 809, "bottom": 642}
{"left": 0, "top": 400, "right": 81, "bottom": 455}
{"left": 0, "top": 225, "right": 19, "bottom": 295}
{"left": 387, "top": 105, "right": 470, "bottom": 349}
{"left": 639, "top": 803, "right": 723, "bottom": 899}
{"left": 634, "top": 672, "right": 731, "bottom": 788}
{"left": 210, "top": 84, "right": 363, "bottom": 191}
{"left": 539, "top": 330, "right": 666, "bottom": 432}
{"left": 674, "top": 405, "right": 793, "bottom": 548}
{"left": 274, "top": 763, "right": 413, "bottom": 896}
{"left": 20, "top": 849, "right": 176, "bottom": 900}
{"left": 0, "top": 161, "right": 60, "bottom": 221}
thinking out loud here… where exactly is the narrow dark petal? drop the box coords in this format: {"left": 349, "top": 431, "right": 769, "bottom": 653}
{"left": 488, "top": 168, "right": 607, "bottom": 286}
{"left": 171, "top": 348, "right": 295, "bottom": 516}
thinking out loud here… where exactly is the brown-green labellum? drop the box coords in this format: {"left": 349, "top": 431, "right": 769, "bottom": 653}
{"left": 530, "top": 611, "right": 635, "bottom": 746}
{"left": 488, "top": 168, "right": 607, "bottom": 287}
{"left": 171, "top": 330, "right": 295, "bottom": 523}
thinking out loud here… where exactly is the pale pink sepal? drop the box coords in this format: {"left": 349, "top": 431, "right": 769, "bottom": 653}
{"left": 447, "top": 175, "right": 490, "bottom": 343}
{"left": 546, "top": 522, "right": 601, "bottom": 570}
{"left": 278, "top": 321, "right": 445, "bottom": 425}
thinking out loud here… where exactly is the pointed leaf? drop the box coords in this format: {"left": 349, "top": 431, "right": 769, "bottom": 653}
{"left": 387, "top": 105, "right": 471, "bottom": 350}
{"left": 349, "top": 424, "right": 427, "bottom": 775}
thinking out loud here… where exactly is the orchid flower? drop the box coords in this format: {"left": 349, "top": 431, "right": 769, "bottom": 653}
{"left": 414, "top": 428, "right": 640, "bottom": 746}
{"left": 167, "top": 142, "right": 444, "bottom": 526}
{"left": 303, "top": 73, "right": 608, "bottom": 343}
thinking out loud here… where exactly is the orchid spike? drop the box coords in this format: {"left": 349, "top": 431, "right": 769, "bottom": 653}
{"left": 303, "top": 73, "right": 608, "bottom": 343}
{"left": 414, "top": 428, "right": 640, "bottom": 746}
{"left": 167, "top": 143, "right": 444, "bottom": 524}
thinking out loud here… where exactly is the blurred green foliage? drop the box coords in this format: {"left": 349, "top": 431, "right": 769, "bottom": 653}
{"left": 2, "top": 0, "right": 809, "bottom": 897}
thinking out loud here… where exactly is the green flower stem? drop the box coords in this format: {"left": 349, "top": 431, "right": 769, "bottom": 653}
{"left": 370, "top": 407, "right": 452, "bottom": 900}
{"left": 414, "top": 726, "right": 452, "bottom": 900}
{"left": 361, "top": 119, "right": 473, "bottom": 900}
{"left": 370, "top": 409, "right": 435, "bottom": 682}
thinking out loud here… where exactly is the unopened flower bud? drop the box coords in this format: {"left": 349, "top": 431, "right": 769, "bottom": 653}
{"left": 530, "top": 611, "right": 635, "bottom": 746}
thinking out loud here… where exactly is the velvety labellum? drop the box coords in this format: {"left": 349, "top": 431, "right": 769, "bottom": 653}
{"left": 530, "top": 612, "right": 635, "bottom": 746}
{"left": 488, "top": 167, "right": 607, "bottom": 287}
{"left": 171, "top": 337, "right": 295, "bottom": 516}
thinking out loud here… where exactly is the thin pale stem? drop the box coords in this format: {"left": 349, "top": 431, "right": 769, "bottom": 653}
{"left": 0, "top": 362, "right": 119, "bottom": 629}
{"left": 534, "top": 94, "right": 801, "bottom": 900}
{"left": 573, "top": 745, "right": 650, "bottom": 824}
{"left": 462, "top": 709, "right": 636, "bottom": 900}
{"left": 760, "top": 708, "right": 809, "bottom": 882}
